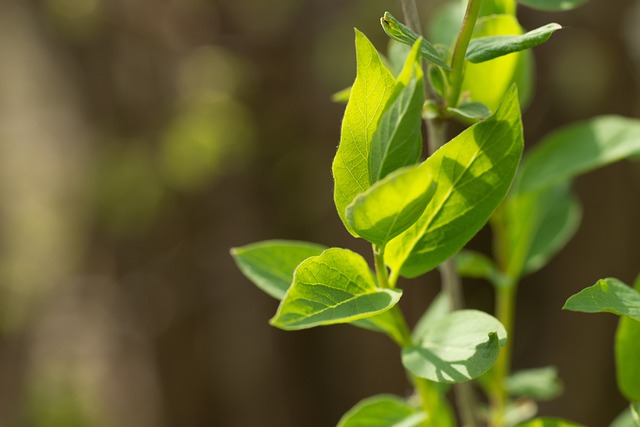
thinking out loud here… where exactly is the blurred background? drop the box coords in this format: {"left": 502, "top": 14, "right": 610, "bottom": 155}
{"left": 0, "top": 0, "right": 638, "bottom": 426}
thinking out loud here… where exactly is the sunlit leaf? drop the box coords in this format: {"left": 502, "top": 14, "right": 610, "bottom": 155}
{"left": 337, "top": 394, "right": 425, "bottom": 427}
{"left": 412, "top": 292, "right": 452, "bottom": 342}
{"left": 447, "top": 101, "right": 491, "bottom": 123}
{"left": 347, "top": 164, "right": 436, "bottom": 247}
{"left": 518, "top": 0, "right": 588, "bottom": 11}
{"left": 402, "top": 310, "right": 507, "bottom": 383}
{"left": 380, "top": 12, "right": 450, "bottom": 69}
{"left": 610, "top": 406, "right": 639, "bottom": 427}
{"left": 386, "top": 86, "right": 522, "bottom": 278}
{"left": 462, "top": 15, "right": 533, "bottom": 112}
{"left": 271, "top": 248, "right": 402, "bottom": 330}
{"left": 467, "top": 23, "right": 562, "bottom": 63}
{"left": 333, "top": 30, "right": 397, "bottom": 236}
{"left": 563, "top": 278, "right": 640, "bottom": 321}
{"left": 369, "top": 40, "right": 424, "bottom": 183}
{"left": 506, "top": 366, "right": 563, "bottom": 400}
{"left": 515, "top": 418, "right": 586, "bottom": 427}
{"left": 231, "top": 240, "right": 326, "bottom": 299}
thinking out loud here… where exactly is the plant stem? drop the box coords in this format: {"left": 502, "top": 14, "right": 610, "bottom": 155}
{"left": 447, "top": 0, "right": 483, "bottom": 108}
{"left": 490, "top": 280, "right": 517, "bottom": 427}
{"left": 374, "top": 245, "right": 390, "bottom": 289}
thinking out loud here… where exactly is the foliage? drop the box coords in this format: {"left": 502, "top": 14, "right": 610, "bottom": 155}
{"left": 231, "top": 0, "right": 640, "bottom": 424}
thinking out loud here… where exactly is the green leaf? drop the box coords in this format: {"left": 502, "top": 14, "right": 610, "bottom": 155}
{"left": 412, "top": 292, "right": 452, "bottom": 342}
{"left": 522, "top": 186, "right": 581, "bottom": 274}
{"left": 386, "top": 85, "right": 523, "bottom": 278}
{"left": 380, "top": 12, "right": 450, "bottom": 69}
{"left": 616, "top": 279, "right": 640, "bottom": 401}
{"left": 337, "top": 394, "right": 425, "bottom": 427}
{"left": 332, "top": 87, "right": 351, "bottom": 103}
{"left": 632, "top": 403, "right": 640, "bottom": 427}
{"left": 462, "top": 15, "right": 534, "bottom": 112}
{"left": 346, "top": 165, "right": 437, "bottom": 247}
{"left": 230, "top": 240, "right": 326, "bottom": 299}
{"left": 369, "top": 40, "right": 425, "bottom": 184}
{"left": 563, "top": 278, "right": 640, "bottom": 321}
{"left": 456, "top": 250, "right": 508, "bottom": 287}
{"left": 479, "top": 0, "right": 517, "bottom": 15}
{"left": 270, "top": 248, "right": 402, "bottom": 330}
{"left": 466, "top": 23, "right": 562, "bottom": 63}
{"left": 402, "top": 310, "right": 507, "bottom": 383}
{"left": 518, "top": 0, "right": 588, "bottom": 11}
{"left": 515, "top": 419, "right": 586, "bottom": 427}
{"left": 447, "top": 102, "right": 492, "bottom": 123}
{"left": 428, "top": 1, "right": 465, "bottom": 47}
{"left": 516, "top": 115, "right": 640, "bottom": 194}
{"left": 610, "top": 407, "right": 639, "bottom": 427}
{"left": 506, "top": 366, "right": 563, "bottom": 400}
{"left": 333, "top": 30, "right": 397, "bottom": 236}
{"left": 494, "top": 182, "right": 580, "bottom": 278}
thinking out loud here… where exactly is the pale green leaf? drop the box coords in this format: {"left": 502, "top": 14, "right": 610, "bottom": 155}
{"left": 369, "top": 40, "right": 425, "bottom": 183}
{"left": 563, "top": 278, "right": 640, "bottom": 321}
{"left": 402, "top": 310, "right": 507, "bottom": 383}
{"left": 467, "top": 23, "right": 562, "bottom": 63}
{"left": 428, "top": 1, "right": 465, "bottom": 47}
{"left": 411, "top": 292, "right": 452, "bottom": 342}
{"left": 380, "top": 12, "right": 450, "bottom": 69}
{"left": 506, "top": 366, "right": 563, "bottom": 400}
{"left": 515, "top": 418, "right": 586, "bottom": 427}
{"left": 616, "top": 279, "right": 640, "bottom": 401}
{"left": 351, "top": 311, "right": 407, "bottom": 346}
{"left": 332, "top": 87, "right": 351, "bottom": 103}
{"left": 456, "top": 250, "right": 508, "bottom": 287}
{"left": 462, "top": 15, "right": 534, "bottom": 112}
{"left": 230, "top": 240, "right": 326, "bottom": 299}
{"left": 479, "top": 0, "right": 517, "bottom": 15}
{"left": 333, "top": 30, "right": 397, "bottom": 236}
{"left": 610, "top": 407, "right": 638, "bottom": 427}
{"left": 516, "top": 116, "right": 640, "bottom": 194}
{"left": 271, "top": 248, "right": 402, "bottom": 330}
{"left": 337, "top": 394, "right": 425, "bottom": 427}
{"left": 632, "top": 403, "right": 640, "bottom": 427}
{"left": 347, "top": 165, "right": 437, "bottom": 247}
{"left": 386, "top": 85, "right": 523, "bottom": 278}
{"left": 447, "top": 102, "right": 492, "bottom": 123}
{"left": 518, "top": 0, "right": 588, "bottom": 11}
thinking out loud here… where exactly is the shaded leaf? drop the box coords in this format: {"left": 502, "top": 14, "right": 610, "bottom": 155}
{"left": 467, "top": 23, "right": 562, "bottom": 63}
{"left": 402, "top": 310, "right": 507, "bottom": 383}
{"left": 337, "top": 394, "right": 425, "bottom": 427}
{"left": 516, "top": 116, "right": 640, "bottom": 194}
{"left": 369, "top": 40, "right": 425, "bottom": 183}
{"left": 347, "top": 164, "right": 437, "bottom": 247}
{"left": 231, "top": 240, "right": 326, "bottom": 299}
{"left": 412, "top": 292, "right": 452, "bottom": 342}
{"left": 333, "top": 30, "right": 397, "bottom": 236}
{"left": 518, "top": 0, "right": 588, "bottom": 11}
{"left": 506, "top": 366, "right": 563, "bottom": 400}
{"left": 447, "top": 102, "right": 492, "bottom": 124}
{"left": 386, "top": 85, "right": 523, "bottom": 278}
{"left": 456, "top": 250, "right": 508, "bottom": 287}
{"left": 616, "top": 279, "right": 640, "bottom": 401}
{"left": 380, "top": 12, "right": 450, "bottom": 69}
{"left": 610, "top": 407, "right": 638, "bottom": 427}
{"left": 271, "top": 248, "right": 402, "bottom": 330}
{"left": 563, "top": 278, "right": 640, "bottom": 321}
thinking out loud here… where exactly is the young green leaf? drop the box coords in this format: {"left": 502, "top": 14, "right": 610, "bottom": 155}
{"left": 610, "top": 407, "right": 639, "bottom": 427}
{"left": 456, "top": 249, "right": 508, "bottom": 287}
{"left": 466, "top": 23, "right": 562, "bottom": 63}
{"left": 616, "top": 278, "right": 640, "bottom": 402}
{"left": 333, "top": 30, "right": 397, "bottom": 236}
{"left": 516, "top": 115, "right": 640, "bottom": 194}
{"left": 411, "top": 292, "right": 452, "bottom": 342}
{"left": 518, "top": 0, "right": 588, "bottom": 11}
{"left": 369, "top": 40, "right": 424, "bottom": 184}
{"left": 447, "top": 102, "right": 492, "bottom": 123}
{"left": 346, "top": 164, "right": 437, "bottom": 247}
{"left": 563, "top": 278, "right": 640, "bottom": 321}
{"left": 271, "top": 248, "right": 402, "bottom": 330}
{"left": 231, "top": 240, "right": 326, "bottom": 299}
{"left": 337, "top": 394, "right": 425, "bottom": 427}
{"left": 514, "top": 419, "right": 586, "bottom": 427}
{"left": 402, "top": 310, "right": 507, "bottom": 383}
{"left": 632, "top": 403, "right": 640, "bottom": 427}
{"left": 505, "top": 366, "right": 563, "bottom": 400}
{"left": 380, "top": 12, "right": 450, "bottom": 69}
{"left": 386, "top": 85, "right": 523, "bottom": 278}
{"left": 462, "top": 14, "right": 534, "bottom": 112}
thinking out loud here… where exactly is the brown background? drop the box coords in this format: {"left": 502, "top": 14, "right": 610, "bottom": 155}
{"left": 0, "top": 0, "right": 638, "bottom": 426}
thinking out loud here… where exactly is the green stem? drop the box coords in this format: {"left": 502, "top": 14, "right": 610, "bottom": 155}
{"left": 373, "top": 245, "right": 390, "bottom": 289}
{"left": 490, "top": 279, "right": 517, "bottom": 427}
{"left": 447, "top": 0, "right": 483, "bottom": 108}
